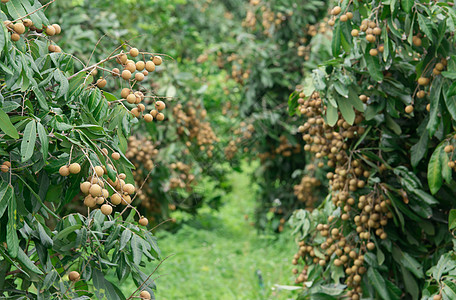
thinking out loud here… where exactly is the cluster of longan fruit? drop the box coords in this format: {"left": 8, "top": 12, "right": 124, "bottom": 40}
{"left": 224, "top": 122, "right": 255, "bottom": 160}
{"left": 3, "top": 19, "right": 61, "bottom": 42}
{"left": 0, "top": 161, "right": 11, "bottom": 173}
{"left": 169, "top": 162, "right": 196, "bottom": 192}
{"left": 221, "top": 101, "right": 239, "bottom": 117}
{"left": 120, "top": 86, "right": 166, "bottom": 123}
{"left": 172, "top": 102, "right": 219, "bottom": 158}
{"left": 293, "top": 174, "right": 320, "bottom": 208}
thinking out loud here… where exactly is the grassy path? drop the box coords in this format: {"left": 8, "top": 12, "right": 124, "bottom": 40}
{"left": 149, "top": 170, "right": 300, "bottom": 299}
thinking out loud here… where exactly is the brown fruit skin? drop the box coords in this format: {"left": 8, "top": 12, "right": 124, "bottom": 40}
{"left": 136, "top": 61, "right": 145, "bottom": 71}
{"left": 89, "top": 184, "right": 102, "bottom": 197}
{"left": 110, "top": 193, "right": 122, "bottom": 205}
{"left": 123, "top": 183, "right": 135, "bottom": 194}
{"left": 112, "top": 68, "right": 120, "bottom": 77}
{"left": 417, "top": 90, "right": 426, "bottom": 98}
{"left": 52, "top": 24, "right": 61, "bottom": 34}
{"left": 155, "top": 101, "right": 166, "bottom": 111}
{"left": 112, "top": 152, "right": 121, "bottom": 160}
{"left": 80, "top": 182, "right": 91, "bottom": 194}
{"left": 3, "top": 161, "right": 11, "bottom": 168}
{"left": 11, "top": 33, "right": 20, "bottom": 42}
{"left": 145, "top": 61, "right": 156, "bottom": 72}
{"left": 340, "top": 15, "right": 348, "bottom": 22}
{"left": 59, "top": 165, "right": 70, "bottom": 176}
{"left": 140, "top": 290, "right": 151, "bottom": 299}
{"left": 131, "top": 108, "right": 140, "bottom": 118}
{"left": 122, "top": 70, "right": 132, "bottom": 80}
{"left": 101, "top": 204, "right": 113, "bottom": 215}
{"left": 418, "top": 77, "right": 430, "bottom": 86}
{"left": 351, "top": 29, "right": 359, "bottom": 37}
{"left": 144, "top": 114, "right": 153, "bottom": 122}
{"left": 150, "top": 109, "right": 158, "bottom": 117}
{"left": 23, "top": 19, "right": 33, "bottom": 27}
{"left": 45, "top": 25, "right": 56, "bottom": 36}
{"left": 135, "top": 72, "right": 145, "bottom": 81}
{"left": 152, "top": 56, "right": 162, "bottom": 66}
{"left": 68, "top": 271, "right": 80, "bottom": 281}
{"left": 139, "top": 217, "right": 149, "bottom": 226}
{"left": 412, "top": 36, "right": 422, "bottom": 47}
{"left": 69, "top": 163, "right": 81, "bottom": 174}
{"left": 121, "top": 88, "right": 130, "bottom": 99}
{"left": 129, "top": 48, "right": 139, "bottom": 57}
{"left": 156, "top": 113, "right": 165, "bottom": 121}
{"left": 13, "top": 23, "right": 25, "bottom": 34}
{"left": 126, "top": 94, "right": 137, "bottom": 104}
{"left": 369, "top": 49, "right": 378, "bottom": 56}
{"left": 0, "top": 165, "right": 9, "bottom": 173}
{"left": 331, "top": 6, "right": 341, "bottom": 15}
{"left": 96, "top": 78, "right": 107, "bottom": 88}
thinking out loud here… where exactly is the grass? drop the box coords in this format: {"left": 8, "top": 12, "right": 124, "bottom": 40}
{"left": 120, "top": 167, "right": 300, "bottom": 299}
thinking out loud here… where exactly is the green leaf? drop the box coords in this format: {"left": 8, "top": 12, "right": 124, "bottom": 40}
{"left": 120, "top": 229, "right": 132, "bottom": 251}
{"left": 17, "top": 248, "right": 43, "bottom": 275}
{"left": 364, "top": 52, "right": 384, "bottom": 82}
{"left": 21, "top": 120, "right": 36, "bottom": 162}
{"left": 402, "top": 266, "right": 419, "bottom": 300}
{"left": 401, "top": 0, "right": 414, "bottom": 13}
{"left": 326, "top": 104, "right": 338, "bottom": 127}
{"left": 131, "top": 234, "right": 142, "bottom": 265}
{"left": 0, "top": 181, "right": 10, "bottom": 219}
{"left": 450, "top": 209, "right": 456, "bottom": 230}
{"left": 92, "top": 268, "right": 123, "bottom": 300}
{"left": 411, "top": 130, "right": 428, "bottom": 167}
{"left": 37, "top": 222, "right": 53, "bottom": 248}
{"left": 332, "top": 20, "right": 341, "bottom": 57}
{"left": 428, "top": 144, "right": 443, "bottom": 194}
{"left": 427, "top": 76, "right": 443, "bottom": 137}
{"left": 7, "top": 189, "right": 18, "bottom": 258}
{"left": 0, "top": 109, "right": 19, "bottom": 139}
{"left": 367, "top": 267, "right": 391, "bottom": 300}
{"left": 443, "top": 280, "right": 456, "bottom": 300}
{"left": 288, "top": 91, "right": 299, "bottom": 116}
{"left": 417, "top": 14, "right": 435, "bottom": 43}
{"left": 54, "top": 224, "right": 82, "bottom": 241}
{"left": 337, "top": 96, "right": 355, "bottom": 125}
{"left": 36, "top": 123, "right": 48, "bottom": 160}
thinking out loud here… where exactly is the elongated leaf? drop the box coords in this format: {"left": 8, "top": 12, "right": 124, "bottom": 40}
{"left": 37, "top": 222, "right": 53, "bottom": 248}
{"left": 443, "top": 280, "right": 456, "bottom": 300}
{"left": 36, "top": 122, "right": 48, "bottom": 160}
{"left": 120, "top": 229, "right": 132, "bottom": 251}
{"left": 0, "top": 109, "right": 19, "bottom": 139}
{"left": 427, "top": 76, "right": 443, "bottom": 137}
{"left": 337, "top": 96, "right": 355, "bottom": 125}
{"left": 401, "top": 0, "right": 414, "bottom": 13}
{"left": 21, "top": 120, "right": 36, "bottom": 162}
{"left": 326, "top": 104, "right": 338, "bottom": 127}
{"left": 428, "top": 144, "right": 443, "bottom": 194}
{"left": 92, "top": 268, "right": 122, "bottom": 300}
{"left": 368, "top": 267, "right": 390, "bottom": 300}
{"left": 7, "top": 189, "right": 18, "bottom": 258}
{"left": 17, "top": 248, "right": 43, "bottom": 275}
{"left": 131, "top": 234, "right": 142, "bottom": 265}
{"left": 0, "top": 181, "right": 9, "bottom": 219}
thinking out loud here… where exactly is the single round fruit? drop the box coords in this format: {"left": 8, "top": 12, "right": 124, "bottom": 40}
{"left": 111, "top": 193, "right": 122, "bottom": 205}
{"left": 418, "top": 77, "right": 430, "bottom": 86}
{"left": 68, "top": 271, "right": 80, "bottom": 281}
{"left": 23, "top": 19, "right": 33, "bottom": 27}
{"left": 0, "top": 165, "right": 9, "bottom": 173}
{"left": 155, "top": 101, "right": 166, "bottom": 111}
{"left": 123, "top": 183, "right": 135, "bottom": 194}
{"left": 331, "top": 6, "right": 341, "bottom": 15}
{"left": 121, "top": 195, "right": 131, "bottom": 205}
{"left": 3, "top": 161, "right": 11, "bottom": 167}
{"left": 367, "top": 242, "right": 375, "bottom": 250}
{"left": 144, "top": 114, "right": 153, "bottom": 122}
{"left": 112, "top": 152, "right": 121, "bottom": 160}
{"left": 369, "top": 49, "right": 378, "bottom": 56}
{"left": 45, "top": 25, "right": 56, "bottom": 36}
{"left": 412, "top": 36, "right": 422, "bottom": 47}
{"left": 11, "top": 33, "right": 20, "bottom": 41}
{"left": 137, "top": 104, "right": 145, "bottom": 112}
{"left": 102, "top": 189, "right": 109, "bottom": 198}
{"left": 59, "top": 165, "right": 70, "bottom": 176}
{"left": 417, "top": 90, "right": 426, "bottom": 98}
{"left": 96, "top": 78, "right": 107, "bottom": 88}
{"left": 140, "top": 290, "right": 151, "bottom": 299}
{"left": 69, "top": 163, "right": 81, "bottom": 174}
{"left": 156, "top": 113, "right": 165, "bottom": 121}
{"left": 13, "top": 23, "right": 25, "bottom": 34}
{"left": 131, "top": 107, "right": 140, "bottom": 118}
{"left": 121, "top": 88, "right": 130, "bottom": 98}
{"left": 139, "top": 217, "right": 149, "bottom": 226}
{"left": 366, "top": 34, "right": 375, "bottom": 43}
{"left": 340, "top": 14, "right": 348, "bottom": 22}
{"left": 89, "top": 184, "right": 102, "bottom": 197}
{"left": 351, "top": 29, "right": 359, "bottom": 37}
{"left": 135, "top": 72, "right": 145, "bottom": 81}
{"left": 130, "top": 48, "right": 139, "bottom": 57}
{"left": 112, "top": 68, "right": 120, "bottom": 77}
{"left": 126, "top": 93, "right": 137, "bottom": 104}
{"left": 444, "top": 145, "right": 454, "bottom": 153}
{"left": 84, "top": 195, "right": 97, "bottom": 208}
{"left": 54, "top": 46, "right": 62, "bottom": 53}
{"left": 48, "top": 44, "right": 56, "bottom": 52}
{"left": 433, "top": 295, "right": 442, "bottom": 300}
{"left": 152, "top": 56, "right": 162, "bottom": 65}
{"left": 136, "top": 61, "right": 145, "bottom": 71}
{"left": 122, "top": 70, "right": 132, "bottom": 80}
{"left": 52, "top": 24, "right": 61, "bottom": 34}
{"left": 145, "top": 61, "right": 156, "bottom": 72}
{"left": 80, "top": 182, "right": 91, "bottom": 194}
{"left": 96, "top": 196, "right": 104, "bottom": 205}
{"left": 119, "top": 53, "right": 128, "bottom": 64}
{"left": 101, "top": 204, "right": 113, "bottom": 215}
{"left": 346, "top": 12, "right": 353, "bottom": 19}
{"left": 150, "top": 109, "right": 158, "bottom": 117}
{"left": 94, "top": 166, "right": 104, "bottom": 177}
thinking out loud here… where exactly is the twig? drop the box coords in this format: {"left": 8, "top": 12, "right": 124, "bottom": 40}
{"left": 12, "top": 0, "right": 57, "bottom": 23}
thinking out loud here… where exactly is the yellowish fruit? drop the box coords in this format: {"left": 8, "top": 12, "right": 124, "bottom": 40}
{"left": 122, "top": 70, "right": 132, "bottom": 80}
{"left": 52, "top": 24, "right": 61, "bottom": 34}
{"left": 101, "top": 204, "right": 113, "bottom": 215}
{"left": 135, "top": 72, "right": 145, "bottom": 81}
{"left": 94, "top": 166, "right": 104, "bottom": 177}
{"left": 80, "top": 182, "right": 91, "bottom": 194}
{"left": 136, "top": 61, "right": 145, "bottom": 71}
{"left": 331, "top": 6, "right": 341, "bottom": 15}
{"left": 69, "top": 163, "right": 81, "bottom": 174}
{"left": 123, "top": 183, "right": 135, "bottom": 194}
{"left": 130, "top": 48, "right": 139, "bottom": 57}
{"left": 13, "top": 23, "right": 25, "bottom": 34}
{"left": 418, "top": 77, "right": 430, "bottom": 86}
{"left": 155, "top": 101, "right": 166, "bottom": 111}
{"left": 112, "top": 152, "right": 121, "bottom": 160}
{"left": 59, "top": 165, "right": 70, "bottom": 176}
{"left": 84, "top": 195, "right": 97, "bottom": 208}
{"left": 11, "top": 33, "right": 20, "bottom": 41}
{"left": 139, "top": 217, "right": 149, "bottom": 226}
{"left": 68, "top": 271, "right": 80, "bottom": 281}
{"left": 156, "top": 113, "right": 165, "bottom": 121}
{"left": 150, "top": 109, "right": 158, "bottom": 117}
{"left": 112, "top": 68, "right": 120, "bottom": 76}
{"left": 102, "top": 189, "right": 109, "bottom": 198}
{"left": 23, "top": 19, "right": 33, "bottom": 27}
{"left": 121, "top": 195, "right": 131, "bottom": 205}
{"left": 127, "top": 93, "right": 137, "bottom": 104}
{"left": 137, "top": 104, "right": 145, "bottom": 112}
{"left": 45, "top": 25, "right": 56, "bottom": 36}
{"left": 111, "top": 193, "right": 122, "bottom": 205}
{"left": 145, "top": 61, "right": 156, "bottom": 72}
{"left": 96, "top": 78, "right": 107, "bottom": 88}
{"left": 140, "top": 290, "right": 151, "bottom": 299}
{"left": 152, "top": 56, "right": 162, "bottom": 65}
{"left": 144, "top": 114, "right": 153, "bottom": 122}
{"left": 121, "top": 88, "right": 130, "bottom": 98}
{"left": 0, "top": 165, "right": 9, "bottom": 173}
{"left": 89, "top": 184, "right": 102, "bottom": 197}
{"left": 131, "top": 107, "right": 140, "bottom": 118}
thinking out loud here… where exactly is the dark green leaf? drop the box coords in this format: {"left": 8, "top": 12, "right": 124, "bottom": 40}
{"left": 0, "top": 109, "right": 19, "bottom": 139}
{"left": 21, "top": 120, "right": 36, "bottom": 162}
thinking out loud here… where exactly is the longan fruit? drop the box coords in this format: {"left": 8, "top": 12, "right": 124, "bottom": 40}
{"left": 123, "top": 183, "right": 135, "bottom": 194}
{"left": 156, "top": 113, "right": 165, "bottom": 121}
{"left": 129, "top": 48, "right": 139, "bottom": 57}
{"left": 11, "top": 33, "right": 20, "bottom": 41}
{"left": 373, "top": 27, "right": 382, "bottom": 35}
{"left": 121, "top": 88, "right": 130, "bottom": 99}
{"left": 59, "top": 165, "right": 70, "bottom": 176}
{"left": 367, "top": 242, "right": 375, "bottom": 250}
{"left": 102, "top": 189, "right": 109, "bottom": 198}
{"left": 121, "top": 195, "right": 131, "bottom": 205}
{"left": 96, "top": 78, "right": 107, "bottom": 88}
{"left": 122, "top": 70, "right": 132, "bottom": 80}
{"left": 48, "top": 45, "right": 56, "bottom": 52}
{"left": 94, "top": 166, "right": 104, "bottom": 176}
{"left": 152, "top": 56, "right": 162, "bottom": 65}
{"left": 143, "top": 70, "right": 149, "bottom": 76}
{"left": 131, "top": 107, "right": 140, "bottom": 118}
{"left": 137, "top": 104, "right": 145, "bottom": 112}
{"left": 111, "top": 193, "right": 122, "bottom": 205}
{"left": 84, "top": 195, "right": 97, "bottom": 208}
{"left": 126, "top": 93, "right": 137, "bottom": 104}
{"left": 155, "top": 101, "right": 166, "bottom": 111}
{"left": 52, "top": 24, "right": 61, "bottom": 34}
{"left": 366, "top": 34, "right": 375, "bottom": 43}
{"left": 89, "top": 184, "right": 102, "bottom": 197}
{"left": 23, "top": 19, "right": 33, "bottom": 27}
{"left": 351, "top": 29, "right": 359, "bottom": 37}
{"left": 444, "top": 145, "right": 454, "bottom": 153}
{"left": 112, "top": 152, "right": 121, "bottom": 160}
{"left": 340, "top": 15, "right": 348, "bottom": 22}
{"left": 101, "top": 204, "right": 113, "bottom": 215}
{"left": 80, "top": 182, "right": 91, "bottom": 194}
{"left": 139, "top": 217, "right": 149, "bottom": 226}
{"left": 135, "top": 72, "right": 145, "bottom": 81}
{"left": 118, "top": 173, "right": 126, "bottom": 180}
{"left": 346, "top": 12, "right": 353, "bottom": 19}
{"left": 3, "top": 161, "right": 10, "bottom": 167}
{"left": 369, "top": 49, "right": 378, "bottom": 56}
{"left": 96, "top": 196, "right": 104, "bottom": 205}
{"left": 54, "top": 46, "right": 61, "bottom": 53}
{"left": 417, "top": 90, "right": 426, "bottom": 98}
{"left": 134, "top": 91, "right": 144, "bottom": 101}
{"left": 434, "top": 295, "right": 442, "bottom": 300}
{"left": 13, "top": 23, "right": 25, "bottom": 34}
{"left": 45, "top": 25, "right": 56, "bottom": 36}
{"left": 68, "top": 271, "right": 80, "bottom": 281}
{"left": 118, "top": 53, "right": 128, "bottom": 64}
{"left": 0, "top": 165, "right": 9, "bottom": 173}
{"left": 112, "top": 68, "right": 120, "bottom": 76}
{"left": 150, "top": 109, "right": 158, "bottom": 117}
{"left": 69, "top": 163, "right": 81, "bottom": 174}
{"left": 331, "top": 6, "right": 341, "bottom": 15}
{"left": 101, "top": 148, "right": 109, "bottom": 156}
{"left": 412, "top": 36, "right": 422, "bottom": 47}
{"left": 125, "top": 62, "right": 136, "bottom": 73}
{"left": 418, "top": 77, "right": 430, "bottom": 86}
{"left": 143, "top": 114, "right": 153, "bottom": 122}
{"left": 140, "top": 290, "right": 151, "bottom": 299}
{"left": 145, "top": 61, "right": 156, "bottom": 72}
{"left": 136, "top": 61, "right": 145, "bottom": 71}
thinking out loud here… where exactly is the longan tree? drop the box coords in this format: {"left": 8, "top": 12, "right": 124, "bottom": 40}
{"left": 0, "top": 1, "right": 170, "bottom": 298}
{"left": 289, "top": 0, "right": 456, "bottom": 299}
